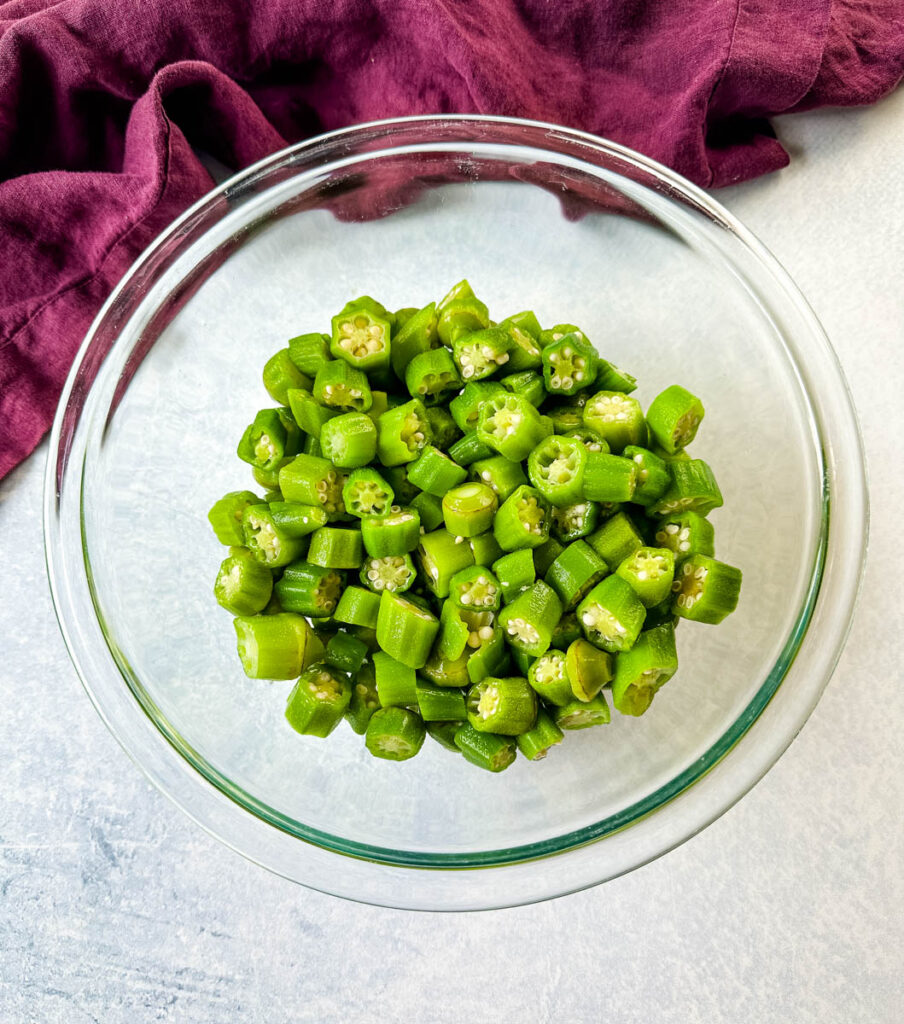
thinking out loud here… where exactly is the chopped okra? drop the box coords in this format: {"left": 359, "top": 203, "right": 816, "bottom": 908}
{"left": 213, "top": 284, "right": 741, "bottom": 766}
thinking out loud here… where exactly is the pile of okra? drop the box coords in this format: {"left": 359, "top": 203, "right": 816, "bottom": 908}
{"left": 208, "top": 280, "right": 742, "bottom": 772}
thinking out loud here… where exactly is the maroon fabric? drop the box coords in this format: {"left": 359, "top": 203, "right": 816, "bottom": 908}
{"left": 1, "top": 1, "right": 902, "bottom": 479}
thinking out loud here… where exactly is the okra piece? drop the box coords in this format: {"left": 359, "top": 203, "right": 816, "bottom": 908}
{"left": 214, "top": 547, "right": 273, "bottom": 616}
{"left": 420, "top": 648, "right": 472, "bottom": 688}
{"left": 648, "top": 459, "right": 723, "bottom": 517}
{"left": 624, "top": 445, "right": 671, "bottom": 506}
{"left": 541, "top": 332, "right": 598, "bottom": 396}
{"left": 466, "top": 623, "right": 510, "bottom": 684}
{"left": 334, "top": 585, "right": 382, "bottom": 629}
{"left": 307, "top": 527, "right": 363, "bottom": 569}
{"left": 586, "top": 510, "right": 643, "bottom": 568}
{"left": 372, "top": 649, "right": 419, "bottom": 706}
{"left": 425, "top": 406, "right": 461, "bottom": 450}
{"left": 653, "top": 511, "right": 715, "bottom": 562}
{"left": 645, "top": 384, "right": 705, "bottom": 454}
{"left": 615, "top": 546, "right": 676, "bottom": 607}
{"left": 448, "top": 565, "right": 501, "bottom": 612}
{"left": 409, "top": 491, "right": 445, "bottom": 532}
{"left": 279, "top": 454, "right": 345, "bottom": 519}
{"left": 237, "top": 408, "right": 301, "bottom": 472}
{"left": 342, "top": 467, "right": 394, "bottom": 518}
{"left": 516, "top": 709, "right": 565, "bottom": 761}
{"left": 551, "top": 500, "right": 600, "bottom": 543}
{"left": 538, "top": 322, "right": 587, "bottom": 347}
{"left": 448, "top": 431, "right": 495, "bottom": 467}
{"left": 453, "top": 722, "right": 517, "bottom": 772}
{"left": 319, "top": 412, "right": 377, "bottom": 469}
{"left": 313, "top": 360, "right": 373, "bottom": 412}
{"left": 360, "top": 553, "right": 417, "bottom": 593}
{"left": 477, "top": 393, "right": 548, "bottom": 462}
{"left": 469, "top": 530, "right": 503, "bottom": 567}
{"left": 288, "top": 332, "right": 331, "bottom": 377}
{"left": 564, "top": 426, "right": 610, "bottom": 454}
{"left": 242, "top": 504, "right": 307, "bottom": 567}
{"left": 452, "top": 327, "right": 512, "bottom": 381}
{"left": 393, "top": 307, "right": 418, "bottom": 330}
{"left": 416, "top": 681, "right": 467, "bottom": 722}
{"left": 500, "top": 370, "right": 546, "bottom": 408}
{"left": 406, "top": 445, "right": 468, "bottom": 495}
{"left": 376, "top": 398, "right": 432, "bottom": 466}
{"left": 365, "top": 707, "right": 426, "bottom": 761}
{"left": 285, "top": 664, "right": 352, "bottom": 737}
{"left": 437, "top": 600, "right": 471, "bottom": 660}
{"left": 527, "top": 649, "right": 574, "bottom": 706}
{"left": 466, "top": 677, "right": 538, "bottom": 735}
{"left": 493, "top": 485, "right": 550, "bottom": 552}
{"left": 468, "top": 456, "right": 527, "bottom": 505}
{"left": 442, "top": 482, "right": 498, "bottom": 538}
{"left": 437, "top": 295, "right": 490, "bottom": 346}
{"left": 263, "top": 349, "right": 311, "bottom": 405}
{"left": 593, "top": 358, "right": 637, "bottom": 394}
{"left": 208, "top": 490, "right": 261, "bottom": 546}
{"left": 527, "top": 435, "right": 588, "bottom": 506}
{"left": 233, "top": 613, "right": 323, "bottom": 679}
{"left": 581, "top": 452, "right": 636, "bottom": 503}
{"left": 252, "top": 457, "right": 291, "bottom": 492}
{"left": 532, "top": 536, "right": 565, "bottom": 577}
{"left": 611, "top": 622, "right": 679, "bottom": 716}
{"left": 426, "top": 720, "right": 465, "bottom": 752}
{"left": 671, "top": 554, "right": 742, "bottom": 624}
{"left": 582, "top": 391, "right": 646, "bottom": 452}
{"left": 345, "top": 662, "right": 380, "bottom": 734}
{"left": 376, "top": 590, "right": 440, "bottom": 669}
{"left": 405, "top": 347, "right": 461, "bottom": 402}
{"left": 267, "top": 501, "right": 329, "bottom": 538}
{"left": 390, "top": 302, "right": 439, "bottom": 378}
{"left": 330, "top": 298, "right": 391, "bottom": 373}
{"left": 498, "top": 580, "right": 562, "bottom": 657}
{"left": 325, "top": 630, "right": 369, "bottom": 675}
{"left": 438, "top": 278, "right": 475, "bottom": 308}
{"left": 550, "top": 611, "right": 582, "bottom": 651}
{"left": 545, "top": 540, "right": 608, "bottom": 610}
{"left": 565, "top": 638, "right": 614, "bottom": 701}
{"left": 554, "top": 693, "right": 611, "bottom": 730}
{"left": 274, "top": 560, "right": 344, "bottom": 616}
{"left": 417, "top": 528, "right": 475, "bottom": 598}
{"left": 577, "top": 575, "right": 646, "bottom": 653}
{"left": 360, "top": 506, "right": 421, "bottom": 557}
{"left": 449, "top": 381, "right": 507, "bottom": 432}
{"left": 499, "top": 311, "right": 543, "bottom": 372}
{"left": 492, "top": 549, "right": 536, "bottom": 603}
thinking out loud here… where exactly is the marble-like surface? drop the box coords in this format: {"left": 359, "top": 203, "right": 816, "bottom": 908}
{"left": 2, "top": 88, "right": 903, "bottom": 1023}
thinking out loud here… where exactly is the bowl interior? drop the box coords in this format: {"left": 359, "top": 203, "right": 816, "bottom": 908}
{"left": 79, "top": 135, "right": 822, "bottom": 864}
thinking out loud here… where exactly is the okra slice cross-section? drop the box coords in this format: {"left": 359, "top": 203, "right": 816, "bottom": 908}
{"left": 376, "top": 398, "right": 433, "bottom": 466}
{"left": 330, "top": 299, "right": 391, "bottom": 373}
{"left": 611, "top": 622, "right": 679, "bottom": 716}
{"left": 453, "top": 722, "right": 517, "bottom": 772}
{"left": 645, "top": 384, "right": 705, "bottom": 454}
{"left": 493, "top": 484, "right": 550, "bottom": 552}
{"left": 527, "top": 649, "right": 574, "bottom": 706}
{"left": 448, "top": 565, "right": 501, "bottom": 612}
{"left": 671, "top": 554, "right": 742, "bottom": 624}
{"left": 360, "top": 506, "right": 421, "bottom": 557}
{"left": 516, "top": 709, "right": 565, "bottom": 761}
{"left": 576, "top": 575, "right": 646, "bottom": 653}
{"left": 279, "top": 454, "right": 346, "bottom": 520}
{"left": 319, "top": 412, "right": 377, "bottom": 469}
{"left": 476, "top": 393, "right": 549, "bottom": 462}
{"left": 554, "top": 693, "right": 611, "bottom": 730}
{"left": 582, "top": 391, "right": 646, "bottom": 452}
{"left": 208, "top": 490, "right": 261, "bottom": 546}
{"left": 376, "top": 590, "right": 440, "bottom": 669}
{"left": 466, "top": 676, "right": 538, "bottom": 735}
{"left": 233, "top": 613, "right": 323, "bottom": 680}
{"left": 615, "top": 546, "right": 676, "bottom": 607}
{"left": 653, "top": 511, "right": 715, "bottom": 562}
{"left": 365, "top": 707, "right": 427, "bottom": 761}
{"left": 541, "top": 332, "right": 598, "bottom": 396}
{"left": 442, "top": 482, "right": 498, "bottom": 538}
{"left": 241, "top": 504, "right": 307, "bottom": 567}
{"left": 452, "top": 327, "right": 513, "bottom": 381}
{"left": 274, "top": 560, "right": 344, "bottom": 617}
{"left": 342, "top": 468, "right": 394, "bottom": 519}
{"left": 648, "top": 459, "right": 723, "bottom": 517}
{"left": 285, "top": 663, "right": 352, "bottom": 738}
{"left": 360, "top": 553, "right": 417, "bottom": 593}
{"left": 214, "top": 547, "right": 273, "bottom": 615}
{"left": 498, "top": 580, "right": 563, "bottom": 657}
{"left": 527, "top": 435, "right": 588, "bottom": 506}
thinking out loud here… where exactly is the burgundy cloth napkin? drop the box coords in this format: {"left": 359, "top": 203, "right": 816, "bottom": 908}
{"left": 1, "top": 0, "right": 902, "bottom": 480}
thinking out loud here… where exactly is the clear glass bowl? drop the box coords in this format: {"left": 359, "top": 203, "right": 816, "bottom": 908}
{"left": 44, "top": 117, "right": 867, "bottom": 911}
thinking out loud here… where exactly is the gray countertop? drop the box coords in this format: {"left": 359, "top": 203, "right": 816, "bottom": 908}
{"left": 2, "top": 89, "right": 903, "bottom": 1023}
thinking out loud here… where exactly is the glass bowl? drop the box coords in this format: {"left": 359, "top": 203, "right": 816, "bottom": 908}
{"left": 44, "top": 116, "right": 867, "bottom": 911}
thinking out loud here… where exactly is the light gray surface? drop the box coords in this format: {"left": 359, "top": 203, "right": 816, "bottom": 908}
{"left": 2, "top": 90, "right": 903, "bottom": 1022}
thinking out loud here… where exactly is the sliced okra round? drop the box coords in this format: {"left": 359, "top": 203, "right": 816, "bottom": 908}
{"left": 576, "top": 575, "right": 646, "bottom": 653}
{"left": 448, "top": 565, "right": 502, "bottom": 612}
{"left": 565, "top": 638, "right": 614, "bottom": 701}
{"left": 453, "top": 722, "right": 517, "bottom": 772}
{"left": 319, "top": 412, "right": 377, "bottom": 469}
{"left": 582, "top": 391, "right": 646, "bottom": 452}
{"left": 645, "top": 384, "right": 705, "bottom": 454}
{"left": 360, "top": 553, "right": 417, "bottom": 593}
{"left": 541, "top": 332, "right": 598, "bottom": 396}
{"left": 360, "top": 506, "right": 421, "bottom": 558}
{"left": 653, "top": 511, "right": 716, "bottom": 562}
{"left": 615, "top": 546, "right": 676, "bottom": 607}
{"left": 648, "top": 459, "right": 723, "bottom": 517}
{"left": 516, "top": 709, "right": 565, "bottom": 761}
{"left": 554, "top": 693, "right": 611, "bottom": 730}
{"left": 670, "top": 554, "right": 742, "bottom": 624}
{"left": 476, "top": 393, "right": 549, "bottom": 462}
{"left": 550, "top": 500, "right": 600, "bottom": 543}
{"left": 527, "top": 649, "right": 574, "bottom": 706}
{"left": 274, "top": 560, "right": 344, "bottom": 617}
{"left": 493, "top": 484, "right": 550, "bottom": 552}
{"left": 279, "top": 454, "right": 346, "bottom": 520}
{"left": 452, "top": 327, "right": 513, "bottom": 381}
{"left": 527, "top": 435, "right": 588, "bottom": 506}
{"left": 285, "top": 663, "right": 352, "bottom": 738}
{"left": 330, "top": 300, "right": 391, "bottom": 373}
{"left": 405, "top": 347, "right": 462, "bottom": 403}
{"left": 466, "top": 676, "right": 538, "bottom": 735}
{"left": 376, "top": 398, "right": 433, "bottom": 466}
{"left": 365, "top": 707, "right": 426, "bottom": 761}
{"left": 442, "top": 482, "right": 498, "bottom": 538}
{"left": 342, "top": 468, "right": 394, "bottom": 519}
{"left": 611, "top": 622, "right": 678, "bottom": 716}
{"left": 214, "top": 547, "right": 273, "bottom": 616}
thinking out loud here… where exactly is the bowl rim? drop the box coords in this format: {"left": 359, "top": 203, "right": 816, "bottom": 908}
{"left": 44, "top": 114, "right": 869, "bottom": 909}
